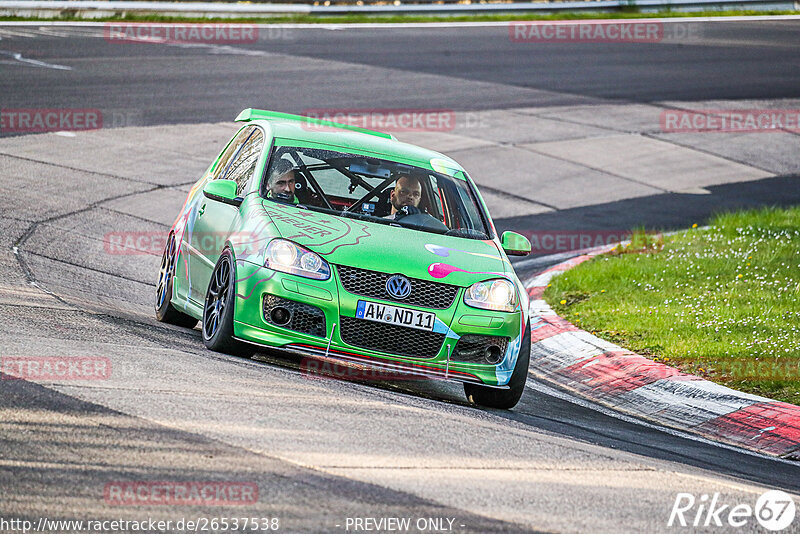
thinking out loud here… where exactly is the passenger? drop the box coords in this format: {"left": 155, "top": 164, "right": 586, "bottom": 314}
{"left": 385, "top": 175, "right": 422, "bottom": 219}
{"left": 266, "top": 159, "right": 297, "bottom": 203}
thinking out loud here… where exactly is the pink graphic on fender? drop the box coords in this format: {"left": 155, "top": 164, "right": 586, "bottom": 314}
{"left": 428, "top": 262, "right": 467, "bottom": 278}
{"left": 427, "top": 262, "right": 506, "bottom": 279}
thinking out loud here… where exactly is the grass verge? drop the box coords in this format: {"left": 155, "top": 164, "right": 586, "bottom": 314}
{"left": 544, "top": 206, "right": 800, "bottom": 405}
{"left": 0, "top": 10, "right": 799, "bottom": 24}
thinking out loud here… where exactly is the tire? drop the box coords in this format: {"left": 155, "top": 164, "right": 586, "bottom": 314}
{"left": 202, "top": 248, "right": 251, "bottom": 357}
{"left": 464, "top": 322, "right": 530, "bottom": 409}
{"left": 155, "top": 233, "right": 198, "bottom": 328}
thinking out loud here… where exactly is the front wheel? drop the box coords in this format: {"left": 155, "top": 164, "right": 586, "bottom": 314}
{"left": 464, "top": 322, "right": 530, "bottom": 409}
{"left": 202, "top": 248, "right": 251, "bottom": 357}
{"left": 155, "top": 233, "right": 198, "bottom": 328}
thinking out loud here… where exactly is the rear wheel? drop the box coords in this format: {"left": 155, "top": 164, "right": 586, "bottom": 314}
{"left": 202, "top": 248, "right": 251, "bottom": 357}
{"left": 155, "top": 233, "right": 198, "bottom": 328}
{"left": 464, "top": 322, "right": 530, "bottom": 409}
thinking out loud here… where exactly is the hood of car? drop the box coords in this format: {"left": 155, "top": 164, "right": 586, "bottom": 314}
{"left": 259, "top": 200, "right": 509, "bottom": 287}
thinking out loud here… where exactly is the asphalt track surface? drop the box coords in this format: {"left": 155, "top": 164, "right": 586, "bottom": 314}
{"left": 1, "top": 20, "right": 800, "bottom": 127}
{"left": 1, "top": 20, "right": 800, "bottom": 533}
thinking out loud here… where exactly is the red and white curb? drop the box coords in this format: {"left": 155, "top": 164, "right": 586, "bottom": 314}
{"left": 524, "top": 245, "right": 800, "bottom": 460}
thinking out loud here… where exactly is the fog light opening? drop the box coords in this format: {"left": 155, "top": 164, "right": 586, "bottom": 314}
{"left": 484, "top": 345, "right": 502, "bottom": 365}
{"left": 271, "top": 306, "right": 292, "bottom": 326}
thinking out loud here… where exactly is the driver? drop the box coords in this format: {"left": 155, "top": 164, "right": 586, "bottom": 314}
{"left": 385, "top": 175, "right": 422, "bottom": 220}
{"left": 266, "top": 159, "right": 297, "bottom": 203}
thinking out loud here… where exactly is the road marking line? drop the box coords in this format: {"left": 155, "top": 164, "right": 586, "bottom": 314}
{"left": 0, "top": 50, "right": 71, "bottom": 69}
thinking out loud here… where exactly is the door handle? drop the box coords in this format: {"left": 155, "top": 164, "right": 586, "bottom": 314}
{"left": 198, "top": 204, "right": 206, "bottom": 217}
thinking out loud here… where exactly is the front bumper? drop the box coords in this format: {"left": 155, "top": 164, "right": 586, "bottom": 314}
{"left": 232, "top": 261, "right": 524, "bottom": 387}
{"left": 234, "top": 335, "right": 506, "bottom": 388}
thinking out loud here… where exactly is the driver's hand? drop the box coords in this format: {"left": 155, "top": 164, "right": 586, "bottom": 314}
{"left": 273, "top": 192, "right": 295, "bottom": 204}
{"left": 394, "top": 205, "right": 420, "bottom": 220}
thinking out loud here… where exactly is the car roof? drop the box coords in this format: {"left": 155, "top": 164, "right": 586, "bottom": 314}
{"left": 236, "top": 109, "right": 463, "bottom": 173}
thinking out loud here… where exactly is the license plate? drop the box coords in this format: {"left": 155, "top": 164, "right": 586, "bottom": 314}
{"left": 355, "top": 300, "right": 435, "bottom": 332}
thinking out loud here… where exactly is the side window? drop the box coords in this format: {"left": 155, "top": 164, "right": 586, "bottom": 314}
{"left": 224, "top": 129, "right": 264, "bottom": 196}
{"left": 211, "top": 126, "right": 254, "bottom": 182}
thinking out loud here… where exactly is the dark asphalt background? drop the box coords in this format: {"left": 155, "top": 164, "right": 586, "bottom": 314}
{"left": 1, "top": 21, "right": 799, "bottom": 125}
{"left": 1, "top": 20, "right": 799, "bottom": 530}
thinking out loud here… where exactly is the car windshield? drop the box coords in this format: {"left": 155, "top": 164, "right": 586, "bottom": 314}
{"left": 261, "top": 145, "right": 491, "bottom": 239}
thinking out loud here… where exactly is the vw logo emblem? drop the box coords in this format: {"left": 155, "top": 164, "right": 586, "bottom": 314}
{"left": 386, "top": 274, "right": 412, "bottom": 300}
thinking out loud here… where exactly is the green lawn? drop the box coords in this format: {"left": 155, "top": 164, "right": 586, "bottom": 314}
{"left": 1, "top": 9, "right": 799, "bottom": 24}
{"left": 544, "top": 206, "right": 800, "bottom": 405}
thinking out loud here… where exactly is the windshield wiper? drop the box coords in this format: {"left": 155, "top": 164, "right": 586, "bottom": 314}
{"left": 393, "top": 219, "right": 448, "bottom": 235}
{"left": 294, "top": 203, "right": 339, "bottom": 216}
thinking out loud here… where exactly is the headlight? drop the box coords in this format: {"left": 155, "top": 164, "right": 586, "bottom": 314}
{"left": 464, "top": 279, "right": 517, "bottom": 312}
{"left": 265, "top": 239, "right": 330, "bottom": 280}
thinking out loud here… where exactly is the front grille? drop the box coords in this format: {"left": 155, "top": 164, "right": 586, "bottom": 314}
{"left": 452, "top": 335, "right": 509, "bottom": 364}
{"left": 337, "top": 265, "right": 459, "bottom": 309}
{"left": 339, "top": 316, "right": 445, "bottom": 359}
{"left": 263, "top": 295, "right": 326, "bottom": 338}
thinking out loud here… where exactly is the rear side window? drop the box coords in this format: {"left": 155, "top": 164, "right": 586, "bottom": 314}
{"left": 225, "top": 129, "right": 264, "bottom": 196}
{"left": 211, "top": 126, "right": 256, "bottom": 182}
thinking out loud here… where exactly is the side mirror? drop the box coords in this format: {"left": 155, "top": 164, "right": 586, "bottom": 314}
{"left": 500, "top": 231, "right": 531, "bottom": 256}
{"left": 203, "top": 179, "right": 242, "bottom": 207}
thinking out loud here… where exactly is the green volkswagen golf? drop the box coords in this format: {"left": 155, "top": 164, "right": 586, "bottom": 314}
{"left": 156, "top": 109, "right": 532, "bottom": 408}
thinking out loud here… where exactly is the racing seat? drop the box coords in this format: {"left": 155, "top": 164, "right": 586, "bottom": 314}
{"left": 292, "top": 171, "right": 312, "bottom": 204}
{"left": 372, "top": 187, "right": 393, "bottom": 217}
